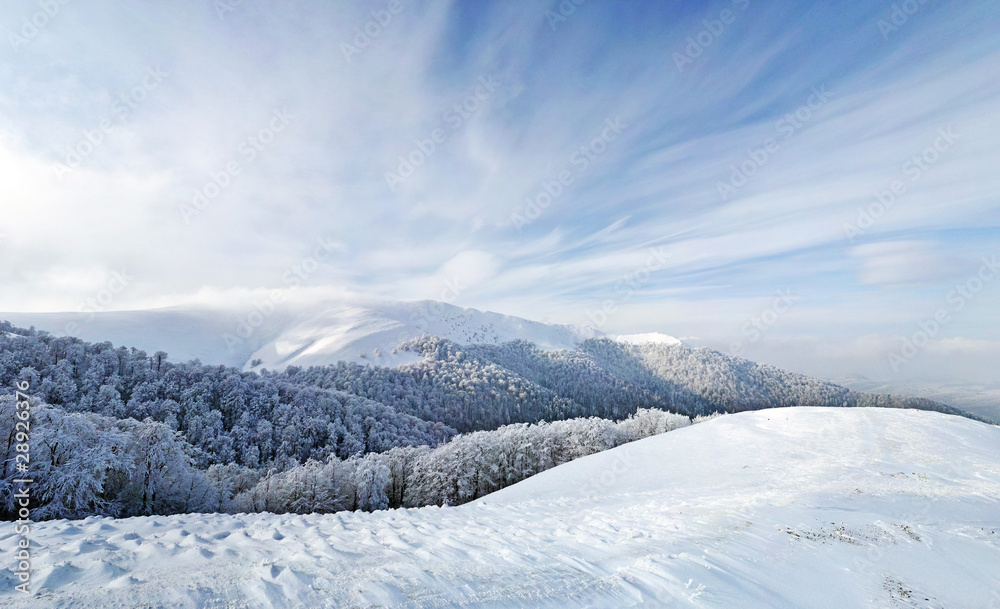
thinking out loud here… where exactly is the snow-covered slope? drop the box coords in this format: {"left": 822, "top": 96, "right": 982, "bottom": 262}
{"left": 240, "top": 300, "right": 602, "bottom": 372}
{"left": 2, "top": 407, "right": 997, "bottom": 608}
{"left": 613, "top": 332, "right": 684, "bottom": 346}
{"left": 1, "top": 300, "right": 607, "bottom": 372}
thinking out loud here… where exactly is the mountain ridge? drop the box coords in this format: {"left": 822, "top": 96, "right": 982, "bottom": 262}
{"left": 0, "top": 301, "right": 982, "bottom": 431}
{"left": 0, "top": 300, "right": 615, "bottom": 372}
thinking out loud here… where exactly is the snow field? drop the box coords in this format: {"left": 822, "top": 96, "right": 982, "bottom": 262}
{"left": 0, "top": 407, "right": 997, "bottom": 608}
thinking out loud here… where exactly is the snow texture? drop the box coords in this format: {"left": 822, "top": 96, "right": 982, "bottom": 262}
{"left": 2, "top": 407, "right": 997, "bottom": 608}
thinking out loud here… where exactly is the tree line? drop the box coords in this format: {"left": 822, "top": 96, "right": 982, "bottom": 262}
{"left": 0, "top": 319, "right": 972, "bottom": 520}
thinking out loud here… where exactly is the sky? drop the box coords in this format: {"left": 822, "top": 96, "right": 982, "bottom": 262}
{"left": 0, "top": 0, "right": 998, "bottom": 388}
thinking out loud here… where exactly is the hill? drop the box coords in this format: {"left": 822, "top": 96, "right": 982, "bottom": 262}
{"left": 2, "top": 407, "right": 997, "bottom": 608}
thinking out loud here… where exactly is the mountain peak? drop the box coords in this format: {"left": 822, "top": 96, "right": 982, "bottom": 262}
{"left": 4, "top": 300, "right": 684, "bottom": 372}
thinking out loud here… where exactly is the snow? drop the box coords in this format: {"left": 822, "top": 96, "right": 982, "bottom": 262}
{"left": 613, "top": 332, "right": 684, "bottom": 346}
{"left": 0, "top": 300, "right": 605, "bottom": 372}
{"left": 2, "top": 407, "right": 998, "bottom": 608}
{"left": 241, "top": 300, "right": 602, "bottom": 372}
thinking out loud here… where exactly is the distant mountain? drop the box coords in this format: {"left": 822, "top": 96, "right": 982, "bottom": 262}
{"left": 0, "top": 300, "right": 616, "bottom": 372}
{"left": 0, "top": 301, "right": 971, "bottom": 431}
{"left": 239, "top": 300, "right": 606, "bottom": 372}
{"left": 833, "top": 374, "right": 1000, "bottom": 424}
{"left": 388, "top": 335, "right": 971, "bottom": 423}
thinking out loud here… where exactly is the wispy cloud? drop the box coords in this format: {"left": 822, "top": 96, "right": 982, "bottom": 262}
{"left": 0, "top": 0, "right": 997, "bottom": 385}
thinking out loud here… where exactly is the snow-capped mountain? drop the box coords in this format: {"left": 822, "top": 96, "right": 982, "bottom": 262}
{"left": 1, "top": 300, "right": 683, "bottom": 372}
{"left": 3, "top": 407, "right": 996, "bottom": 608}
{"left": 239, "top": 300, "right": 606, "bottom": 372}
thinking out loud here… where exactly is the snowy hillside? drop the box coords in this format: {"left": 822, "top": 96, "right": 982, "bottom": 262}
{"left": 240, "top": 300, "right": 603, "bottom": 372}
{"left": 1, "top": 300, "right": 621, "bottom": 372}
{"left": 2, "top": 407, "right": 997, "bottom": 608}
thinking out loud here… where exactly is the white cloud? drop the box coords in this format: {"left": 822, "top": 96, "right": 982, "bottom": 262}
{"left": 0, "top": 0, "right": 998, "bottom": 388}
{"left": 850, "top": 241, "right": 955, "bottom": 286}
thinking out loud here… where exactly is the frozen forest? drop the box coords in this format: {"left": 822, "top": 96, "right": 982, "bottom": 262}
{"left": 0, "top": 321, "right": 970, "bottom": 520}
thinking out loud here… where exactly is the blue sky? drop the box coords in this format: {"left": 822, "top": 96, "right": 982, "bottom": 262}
{"left": 1, "top": 0, "right": 998, "bottom": 386}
